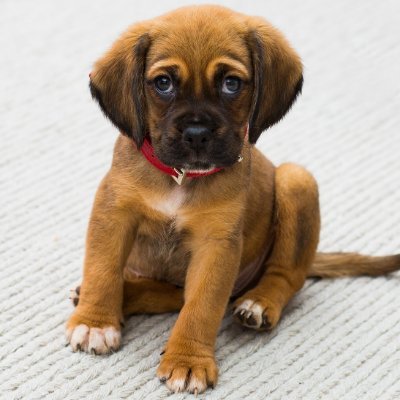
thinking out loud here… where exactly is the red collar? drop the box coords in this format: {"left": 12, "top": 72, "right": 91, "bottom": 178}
{"left": 140, "top": 138, "right": 224, "bottom": 185}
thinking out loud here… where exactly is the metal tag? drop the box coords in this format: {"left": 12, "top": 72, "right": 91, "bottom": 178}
{"left": 172, "top": 168, "right": 187, "bottom": 185}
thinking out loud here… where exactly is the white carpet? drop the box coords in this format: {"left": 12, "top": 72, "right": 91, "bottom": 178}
{"left": 1, "top": 0, "right": 400, "bottom": 398}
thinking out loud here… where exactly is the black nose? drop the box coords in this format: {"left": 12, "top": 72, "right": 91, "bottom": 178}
{"left": 182, "top": 126, "right": 212, "bottom": 149}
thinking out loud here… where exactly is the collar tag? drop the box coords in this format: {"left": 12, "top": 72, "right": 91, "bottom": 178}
{"left": 172, "top": 168, "right": 187, "bottom": 185}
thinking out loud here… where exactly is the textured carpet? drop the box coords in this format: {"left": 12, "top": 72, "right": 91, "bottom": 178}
{"left": 1, "top": 0, "right": 400, "bottom": 399}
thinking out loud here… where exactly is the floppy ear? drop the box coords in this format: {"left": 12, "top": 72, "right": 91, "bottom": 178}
{"left": 89, "top": 22, "right": 151, "bottom": 148}
{"left": 246, "top": 17, "right": 303, "bottom": 144}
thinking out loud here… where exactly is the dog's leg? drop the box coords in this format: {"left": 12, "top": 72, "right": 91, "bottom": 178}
{"left": 234, "top": 163, "right": 320, "bottom": 330}
{"left": 66, "top": 176, "right": 135, "bottom": 354}
{"left": 71, "top": 278, "right": 184, "bottom": 315}
{"left": 123, "top": 278, "right": 184, "bottom": 314}
{"left": 157, "top": 228, "right": 242, "bottom": 394}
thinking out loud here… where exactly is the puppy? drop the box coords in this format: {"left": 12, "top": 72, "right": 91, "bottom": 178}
{"left": 66, "top": 5, "right": 400, "bottom": 394}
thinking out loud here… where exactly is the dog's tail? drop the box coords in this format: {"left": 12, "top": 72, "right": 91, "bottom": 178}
{"left": 307, "top": 252, "right": 400, "bottom": 278}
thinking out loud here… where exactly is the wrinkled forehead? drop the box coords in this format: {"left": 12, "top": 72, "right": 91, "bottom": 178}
{"left": 146, "top": 17, "right": 251, "bottom": 85}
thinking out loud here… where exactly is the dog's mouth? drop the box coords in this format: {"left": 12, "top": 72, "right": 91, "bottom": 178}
{"left": 150, "top": 127, "right": 244, "bottom": 171}
{"left": 158, "top": 151, "right": 240, "bottom": 171}
{"left": 160, "top": 150, "right": 242, "bottom": 171}
{"left": 158, "top": 152, "right": 217, "bottom": 171}
{"left": 181, "top": 161, "right": 216, "bottom": 172}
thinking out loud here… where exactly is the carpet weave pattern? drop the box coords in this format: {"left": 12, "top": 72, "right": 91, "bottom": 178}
{"left": 1, "top": 0, "right": 399, "bottom": 398}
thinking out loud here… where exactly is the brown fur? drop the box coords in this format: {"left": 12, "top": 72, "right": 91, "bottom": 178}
{"left": 66, "top": 5, "right": 400, "bottom": 394}
{"left": 309, "top": 253, "right": 400, "bottom": 278}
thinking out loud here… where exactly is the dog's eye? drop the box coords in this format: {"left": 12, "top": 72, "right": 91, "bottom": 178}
{"left": 222, "top": 76, "right": 241, "bottom": 94}
{"left": 154, "top": 76, "right": 174, "bottom": 94}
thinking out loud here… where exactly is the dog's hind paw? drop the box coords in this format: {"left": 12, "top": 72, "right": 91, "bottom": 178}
{"left": 69, "top": 285, "right": 81, "bottom": 307}
{"left": 233, "top": 297, "right": 280, "bottom": 331}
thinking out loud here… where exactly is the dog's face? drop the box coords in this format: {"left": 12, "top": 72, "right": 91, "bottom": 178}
{"left": 90, "top": 6, "right": 303, "bottom": 170}
{"left": 143, "top": 21, "right": 252, "bottom": 170}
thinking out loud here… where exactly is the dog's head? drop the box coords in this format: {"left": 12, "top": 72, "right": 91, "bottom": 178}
{"left": 90, "top": 6, "right": 303, "bottom": 170}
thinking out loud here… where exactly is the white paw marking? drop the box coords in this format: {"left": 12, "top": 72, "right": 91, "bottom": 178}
{"left": 167, "top": 378, "right": 187, "bottom": 393}
{"left": 234, "top": 299, "right": 264, "bottom": 328}
{"left": 68, "top": 324, "right": 89, "bottom": 352}
{"left": 186, "top": 376, "right": 207, "bottom": 394}
{"left": 104, "top": 326, "right": 121, "bottom": 348}
{"left": 66, "top": 324, "right": 121, "bottom": 354}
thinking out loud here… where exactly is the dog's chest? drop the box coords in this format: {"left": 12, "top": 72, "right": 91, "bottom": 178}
{"left": 124, "top": 187, "right": 191, "bottom": 286}
{"left": 149, "top": 187, "right": 186, "bottom": 218}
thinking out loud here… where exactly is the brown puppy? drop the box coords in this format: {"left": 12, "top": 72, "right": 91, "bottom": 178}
{"left": 66, "top": 5, "right": 400, "bottom": 394}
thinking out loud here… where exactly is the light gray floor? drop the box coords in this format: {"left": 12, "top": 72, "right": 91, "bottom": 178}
{"left": 1, "top": 0, "right": 400, "bottom": 399}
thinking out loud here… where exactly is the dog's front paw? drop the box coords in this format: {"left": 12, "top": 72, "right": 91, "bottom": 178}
{"left": 66, "top": 310, "right": 121, "bottom": 355}
{"left": 233, "top": 297, "right": 281, "bottom": 331}
{"left": 157, "top": 350, "right": 218, "bottom": 394}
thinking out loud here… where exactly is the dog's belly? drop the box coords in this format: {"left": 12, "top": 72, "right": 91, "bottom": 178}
{"left": 124, "top": 218, "right": 191, "bottom": 287}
